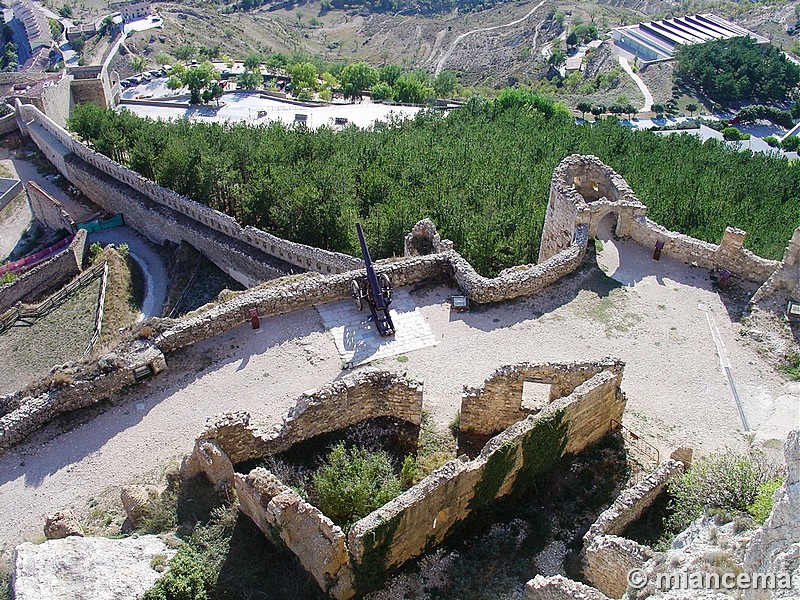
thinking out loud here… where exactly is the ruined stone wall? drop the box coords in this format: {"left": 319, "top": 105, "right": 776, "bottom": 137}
{"left": 347, "top": 368, "right": 625, "bottom": 589}
{"left": 235, "top": 469, "right": 353, "bottom": 600}
{"left": 628, "top": 219, "right": 778, "bottom": 283}
{"left": 751, "top": 227, "right": 800, "bottom": 304}
{"left": 0, "top": 342, "right": 166, "bottom": 451}
{"left": 0, "top": 113, "right": 18, "bottom": 135}
{"left": 453, "top": 226, "right": 589, "bottom": 304}
{"left": 26, "top": 181, "right": 76, "bottom": 233}
{"left": 16, "top": 104, "right": 361, "bottom": 278}
{"left": 525, "top": 574, "right": 611, "bottom": 600}
{"left": 156, "top": 253, "right": 450, "bottom": 353}
{"left": 0, "top": 229, "right": 87, "bottom": 313}
{"left": 460, "top": 358, "right": 625, "bottom": 438}
{"left": 191, "top": 370, "right": 424, "bottom": 484}
{"left": 743, "top": 428, "right": 800, "bottom": 600}
{"left": 542, "top": 155, "right": 780, "bottom": 285}
{"left": 581, "top": 459, "right": 685, "bottom": 598}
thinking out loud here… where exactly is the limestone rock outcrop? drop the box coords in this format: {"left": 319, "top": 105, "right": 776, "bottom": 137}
{"left": 13, "top": 534, "right": 176, "bottom": 600}
{"left": 744, "top": 428, "right": 800, "bottom": 599}
{"left": 43, "top": 511, "right": 83, "bottom": 539}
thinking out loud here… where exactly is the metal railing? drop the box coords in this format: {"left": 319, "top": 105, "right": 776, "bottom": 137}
{"left": 611, "top": 418, "right": 660, "bottom": 473}
{"left": 84, "top": 261, "right": 110, "bottom": 355}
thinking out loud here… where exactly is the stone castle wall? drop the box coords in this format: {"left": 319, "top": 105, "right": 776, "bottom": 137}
{"left": 0, "top": 229, "right": 87, "bottom": 314}
{"left": 540, "top": 154, "right": 780, "bottom": 285}
{"left": 187, "top": 362, "right": 625, "bottom": 599}
{"left": 460, "top": 358, "right": 625, "bottom": 438}
{"left": 26, "top": 181, "right": 76, "bottom": 233}
{"left": 347, "top": 368, "right": 625, "bottom": 593}
{"left": 17, "top": 104, "right": 362, "bottom": 281}
{"left": 0, "top": 342, "right": 166, "bottom": 451}
{"left": 581, "top": 459, "right": 686, "bottom": 598}
{"left": 189, "top": 370, "right": 424, "bottom": 487}
{"left": 235, "top": 469, "right": 353, "bottom": 600}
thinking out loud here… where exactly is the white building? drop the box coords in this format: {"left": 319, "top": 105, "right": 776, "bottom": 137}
{"left": 613, "top": 14, "right": 769, "bottom": 63}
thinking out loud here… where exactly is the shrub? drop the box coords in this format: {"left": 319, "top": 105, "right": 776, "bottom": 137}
{"left": 779, "top": 352, "right": 800, "bottom": 380}
{"left": 667, "top": 449, "right": 782, "bottom": 533}
{"left": 312, "top": 443, "right": 402, "bottom": 531}
{"left": 142, "top": 545, "right": 207, "bottom": 600}
{"left": 722, "top": 126, "right": 745, "bottom": 141}
{"left": 747, "top": 477, "right": 784, "bottom": 524}
{"left": 1, "top": 271, "right": 15, "bottom": 284}
{"left": 89, "top": 241, "right": 103, "bottom": 263}
{"left": 400, "top": 455, "right": 419, "bottom": 488}
{"left": 138, "top": 492, "right": 178, "bottom": 534}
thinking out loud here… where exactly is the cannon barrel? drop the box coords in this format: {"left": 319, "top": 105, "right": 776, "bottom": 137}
{"left": 356, "top": 222, "right": 387, "bottom": 311}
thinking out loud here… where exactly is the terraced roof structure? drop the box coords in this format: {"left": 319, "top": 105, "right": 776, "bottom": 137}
{"left": 612, "top": 13, "right": 769, "bottom": 63}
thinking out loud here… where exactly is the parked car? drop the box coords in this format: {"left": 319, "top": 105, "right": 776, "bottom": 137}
{"left": 120, "top": 80, "right": 131, "bottom": 88}
{"left": 128, "top": 76, "right": 140, "bottom": 85}
{"left": 141, "top": 73, "right": 152, "bottom": 82}
{"left": 150, "top": 69, "right": 161, "bottom": 77}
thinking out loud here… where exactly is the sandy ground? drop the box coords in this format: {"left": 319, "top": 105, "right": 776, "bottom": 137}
{"left": 0, "top": 228, "right": 798, "bottom": 565}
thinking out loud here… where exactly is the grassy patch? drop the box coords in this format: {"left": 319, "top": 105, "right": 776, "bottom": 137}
{"left": 748, "top": 476, "right": 784, "bottom": 524}
{"left": 778, "top": 351, "right": 800, "bottom": 380}
{"left": 95, "top": 246, "right": 139, "bottom": 347}
{"left": 0, "top": 276, "right": 101, "bottom": 395}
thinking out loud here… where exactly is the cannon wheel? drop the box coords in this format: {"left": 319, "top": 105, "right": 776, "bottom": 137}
{"left": 378, "top": 273, "right": 392, "bottom": 304}
{"left": 351, "top": 279, "right": 363, "bottom": 311}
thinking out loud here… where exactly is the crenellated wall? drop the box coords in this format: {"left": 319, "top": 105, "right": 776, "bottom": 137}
{"left": 16, "top": 103, "right": 362, "bottom": 283}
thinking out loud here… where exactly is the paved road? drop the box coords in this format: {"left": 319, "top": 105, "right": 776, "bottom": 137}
{"left": 619, "top": 56, "right": 653, "bottom": 113}
{"left": 88, "top": 227, "right": 168, "bottom": 319}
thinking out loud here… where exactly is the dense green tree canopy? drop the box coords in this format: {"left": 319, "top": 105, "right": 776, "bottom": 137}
{"left": 340, "top": 63, "right": 378, "bottom": 101}
{"left": 69, "top": 95, "right": 800, "bottom": 275}
{"left": 675, "top": 37, "right": 800, "bottom": 104}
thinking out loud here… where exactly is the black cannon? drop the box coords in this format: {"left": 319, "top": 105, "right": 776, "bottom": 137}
{"left": 351, "top": 222, "right": 395, "bottom": 337}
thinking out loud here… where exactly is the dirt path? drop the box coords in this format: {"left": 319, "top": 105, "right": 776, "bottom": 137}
{"left": 1, "top": 237, "right": 797, "bottom": 564}
{"left": 434, "top": 0, "right": 547, "bottom": 75}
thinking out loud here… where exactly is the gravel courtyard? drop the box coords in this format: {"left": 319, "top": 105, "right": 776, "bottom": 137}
{"left": 0, "top": 229, "right": 797, "bottom": 564}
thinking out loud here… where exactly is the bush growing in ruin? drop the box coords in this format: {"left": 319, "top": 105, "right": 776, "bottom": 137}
{"left": 666, "top": 449, "right": 783, "bottom": 534}
{"left": 312, "top": 443, "right": 402, "bottom": 531}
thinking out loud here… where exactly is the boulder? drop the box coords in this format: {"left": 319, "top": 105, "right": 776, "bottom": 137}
{"left": 43, "top": 511, "right": 83, "bottom": 539}
{"left": 120, "top": 485, "right": 162, "bottom": 526}
{"left": 13, "top": 535, "right": 176, "bottom": 600}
